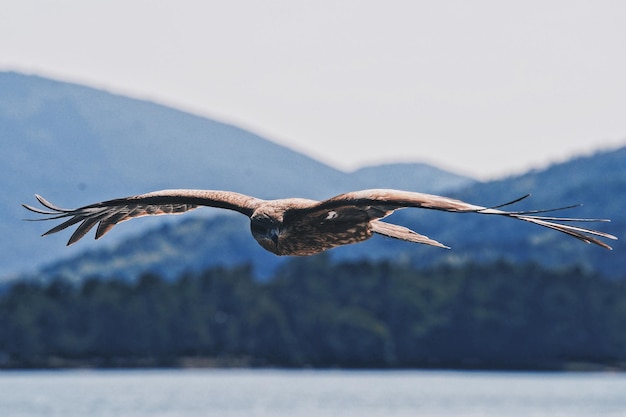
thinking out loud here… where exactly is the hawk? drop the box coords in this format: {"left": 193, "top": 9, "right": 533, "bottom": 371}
{"left": 23, "top": 189, "right": 616, "bottom": 255}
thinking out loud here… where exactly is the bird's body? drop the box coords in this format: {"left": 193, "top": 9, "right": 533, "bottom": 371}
{"left": 23, "top": 188, "right": 617, "bottom": 254}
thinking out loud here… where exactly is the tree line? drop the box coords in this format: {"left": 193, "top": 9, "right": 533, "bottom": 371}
{"left": 1, "top": 255, "right": 625, "bottom": 369}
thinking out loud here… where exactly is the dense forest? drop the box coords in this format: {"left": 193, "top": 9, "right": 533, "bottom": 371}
{"left": 1, "top": 255, "right": 625, "bottom": 370}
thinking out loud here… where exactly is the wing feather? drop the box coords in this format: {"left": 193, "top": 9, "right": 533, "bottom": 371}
{"left": 311, "top": 189, "right": 617, "bottom": 250}
{"left": 95, "top": 211, "right": 128, "bottom": 239}
{"left": 370, "top": 220, "right": 450, "bottom": 249}
{"left": 42, "top": 215, "right": 90, "bottom": 236}
{"left": 23, "top": 189, "right": 263, "bottom": 245}
{"left": 68, "top": 212, "right": 111, "bottom": 245}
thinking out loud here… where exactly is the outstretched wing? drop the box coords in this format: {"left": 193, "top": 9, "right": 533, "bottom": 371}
{"left": 307, "top": 189, "right": 617, "bottom": 250}
{"left": 23, "top": 189, "right": 264, "bottom": 245}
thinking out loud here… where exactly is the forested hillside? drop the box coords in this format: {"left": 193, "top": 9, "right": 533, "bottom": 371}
{"left": 2, "top": 256, "right": 624, "bottom": 370}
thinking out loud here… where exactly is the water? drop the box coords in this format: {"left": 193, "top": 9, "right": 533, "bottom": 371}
{"left": 0, "top": 369, "right": 625, "bottom": 417}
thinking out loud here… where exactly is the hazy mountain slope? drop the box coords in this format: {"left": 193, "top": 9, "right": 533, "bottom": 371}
{"left": 349, "top": 163, "right": 475, "bottom": 193}
{"left": 1, "top": 72, "right": 473, "bottom": 279}
{"left": 34, "top": 214, "right": 280, "bottom": 283}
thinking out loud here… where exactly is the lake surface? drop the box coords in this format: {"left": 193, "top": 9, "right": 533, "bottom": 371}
{"left": 0, "top": 369, "right": 625, "bottom": 417}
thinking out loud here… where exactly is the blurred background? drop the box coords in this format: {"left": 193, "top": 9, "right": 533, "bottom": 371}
{"left": 1, "top": 1, "right": 626, "bottom": 415}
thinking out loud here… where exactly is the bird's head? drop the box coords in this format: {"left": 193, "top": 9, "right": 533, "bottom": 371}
{"left": 250, "top": 211, "right": 282, "bottom": 254}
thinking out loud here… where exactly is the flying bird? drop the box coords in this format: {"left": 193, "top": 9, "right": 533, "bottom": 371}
{"left": 23, "top": 189, "right": 617, "bottom": 255}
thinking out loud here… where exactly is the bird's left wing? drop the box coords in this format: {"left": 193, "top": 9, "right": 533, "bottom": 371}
{"left": 307, "top": 189, "right": 617, "bottom": 250}
{"left": 23, "top": 189, "right": 264, "bottom": 245}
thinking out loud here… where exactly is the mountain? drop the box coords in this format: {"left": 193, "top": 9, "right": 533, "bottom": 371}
{"left": 349, "top": 163, "right": 474, "bottom": 193}
{"left": 22, "top": 146, "right": 626, "bottom": 284}
{"left": 0, "top": 71, "right": 473, "bottom": 280}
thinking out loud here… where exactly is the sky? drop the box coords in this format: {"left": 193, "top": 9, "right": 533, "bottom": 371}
{"left": 2, "top": 0, "right": 626, "bottom": 180}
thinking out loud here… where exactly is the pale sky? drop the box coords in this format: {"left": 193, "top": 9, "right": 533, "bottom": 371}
{"left": 2, "top": 0, "right": 625, "bottom": 179}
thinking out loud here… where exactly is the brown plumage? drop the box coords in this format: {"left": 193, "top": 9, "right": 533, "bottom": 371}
{"left": 23, "top": 188, "right": 617, "bottom": 255}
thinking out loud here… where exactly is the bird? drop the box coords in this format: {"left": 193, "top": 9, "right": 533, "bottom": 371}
{"left": 23, "top": 188, "right": 617, "bottom": 255}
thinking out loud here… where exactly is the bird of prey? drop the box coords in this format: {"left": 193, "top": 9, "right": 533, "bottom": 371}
{"left": 23, "top": 189, "right": 616, "bottom": 255}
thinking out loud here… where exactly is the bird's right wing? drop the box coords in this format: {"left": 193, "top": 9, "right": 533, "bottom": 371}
{"left": 23, "top": 189, "right": 264, "bottom": 245}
